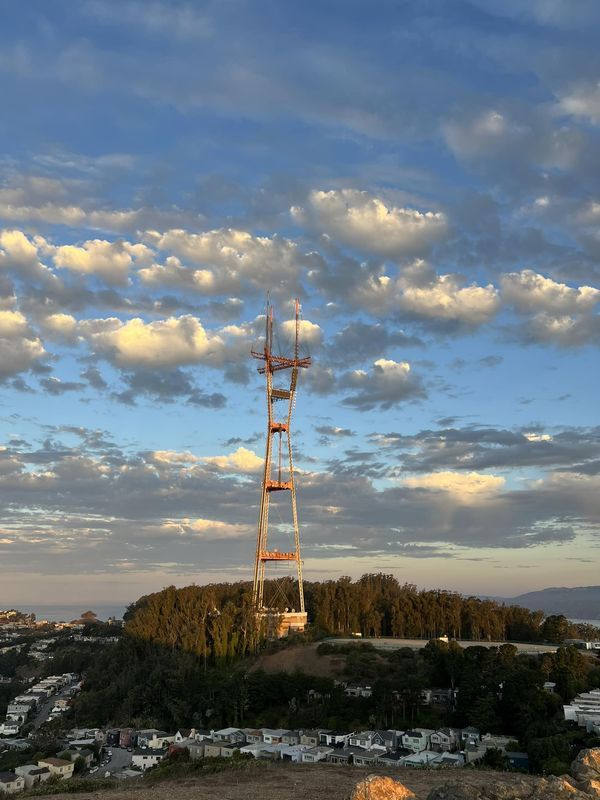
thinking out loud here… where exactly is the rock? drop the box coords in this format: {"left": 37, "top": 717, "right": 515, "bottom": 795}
{"left": 572, "top": 749, "right": 600, "bottom": 784}
{"left": 427, "top": 775, "right": 594, "bottom": 800}
{"left": 350, "top": 774, "right": 416, "bottom": 800}
{"left": 579, "top": 778, "right": 600, "bottom": 798}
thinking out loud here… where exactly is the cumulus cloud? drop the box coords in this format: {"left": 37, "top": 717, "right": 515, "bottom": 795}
{"left": 160, "top": 518, "right": 252, "bottom": 541}
{"left": 501, "top": 270, "right": 600, "bottom": 314}
{"left": 201, "top": 446, "right": 263, "bottom": 473}
{"left": 341, "top": 358, "right": 426, "bottom": 410}
{"left": 80, "top": 315, "right": 224, "bottom": 368}
{"left": 52, "top": 239, "right": 154, "bottom": 286}
{"left": 292, "top": 189, "right": 448, "bottom": 258}
{"left": 0, "top": 310, "right": 47, "bottom": 379}
{"left": 404, "top": 470, "right": 506, "bottom": 502}
{"left": 558, "top": 82, "right": 600, "bottom": 123}
{"left": 353, "top": 261, "right": 500, "bottom": 328}
{"left": 280, "top": 318, "right": 322, "bottom": 346}
{"left": 141, "top": 228, "right": 304, "bottom": 294}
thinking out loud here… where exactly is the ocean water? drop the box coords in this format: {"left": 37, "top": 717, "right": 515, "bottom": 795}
{"left": 12, "top": 604, "right": 129, "bottom": 622}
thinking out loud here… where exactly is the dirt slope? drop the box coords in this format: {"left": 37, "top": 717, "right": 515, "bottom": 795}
{"left": 31, "top": 763, "right": 540, "bottom": 800}
{"left": 251, "top": 643, "right": 347, "bottom": 677}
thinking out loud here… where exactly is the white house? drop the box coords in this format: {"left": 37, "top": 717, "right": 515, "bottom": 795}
{"left": 430, "top": 728, "right": 459, "bottom": 752}
{"left": 344, "top": 684, "right": 373, "bottom": 698}
{"left": 37, "top": 758, "right": 74, "bottom": 780}
{"left": 319, "top": 730, "right": 354, "bottom": 746}
{"left": 0, "top": 772, "right": 25, "bottom": 794}
{"left": 260, "top": 728, "right": 288, "bottom": 744}
{"left": 278, "top": 744, "right": 309, "bottom": 762}
{"left": 15, "top": 765, "right": 51, "bottom": 789}
{"left": 301, "top": 746, "right": 333, "bottom": 763}
{"left": 402, "top": 729, "right": 434, "bottom": 752}
{"left": 349, "top": 731, "right": 376, "bottom": 749}
{"left": 132, "top": 749, "right": 166, "bottom": 771}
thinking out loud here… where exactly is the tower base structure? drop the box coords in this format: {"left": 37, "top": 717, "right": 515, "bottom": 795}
{"left": 259, "top": 610, "right": 308, "bottom": 638}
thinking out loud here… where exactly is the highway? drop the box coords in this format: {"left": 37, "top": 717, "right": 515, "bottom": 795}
{"left": 325, "top": 637, "right": 559, "bottom": 654}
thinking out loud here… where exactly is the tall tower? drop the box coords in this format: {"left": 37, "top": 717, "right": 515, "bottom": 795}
{"left": 251, "top": 299, "right": 311, "bottom": 635}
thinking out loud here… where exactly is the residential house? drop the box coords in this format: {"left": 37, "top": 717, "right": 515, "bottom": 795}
{"left": 352, "top": 749, "right": 381, "bottom": 767}
{"left": 15, "top": 765, "right": 51, "bottom": 789}
{"left": 213, "top": 727, "right": 246, "bottom": 745}
{"left": 64, "top": 748, "right": 94, "bottom": 767}
{"left": 136, "top": 729, "right": 167, "bottom": 747}
{"left": 131, "top": 749, "right": 166, "bottom": 771}
{"left": 37, "top": 758, "right": 74, "bottom": 780}
{"left": 301, "top": 746, "right": 334, "bottom": 763}
{"left": 460, "top": 726, "right": 481, "bottom": 745}
{"left": 174, "top": 728, "right": 195, "bottom": 742}
{"left": 243, "top": 729, "right": 263, "bottom": 744}
{"left": 401, "top": 751, "right": 443, "bottom": 768}
{"left": 239, "top": 743, "right": 265, "bottom": 759}
{"left": 279, "top": 744, "right": 309, "bottom": 762}
{"left": 203, "top": 741, "right": 223, "bottom": 758}
{"left": 327, "top": 746, "right": 365, "bottom": 765}
{"left": 438, "top": 753, "right": 464, "bottom": 767}
{"left": 430, "top": 728, "right": 459, "bottom": 753}
{"left": 0, "top": 772, "right": 25, "bottom": 794}
{"left": 344, "top": 684, "right": 373, "bottom": 698}
{"left": 430, "top": 688, "right": 456, "bottom": 706}
{"left": 376, "top": 750, "right": 411, "bottom": 768}
{"left": 187, "top": 741, "right": 206, "bottom": 760}
{"left": 6, "top": 703, "right": 33, "bottom": 722}
{"left": 281, "top": 731, "right": 301, "bottom": 745}
{"left": 0, "top": 722, "right": 21, "bottom": 736}
{"left": 299, "top": 730, "right": 320, "bottom": 746}
{"left": 148, "top": 732, "right": 176, "bottom": 749}
{"left": 319, "top": 730, "right": 354, "bottom": 747}
{"left": 480, "top": 734, "right": 514, "bottom": 753}
{"left": 221, "top": 743, "right": 241, "bottom": 758}
{"left": 260, "top": 728, "right": 288, "bottom": 745}
{"left": 349, "top": 731, "right": 375, "bottom": 749}
{"left": 371, "top": 730, "right": 401, "bottom": 751}
{"left": 402, "top": 729, "right": 434, "bottom": 752}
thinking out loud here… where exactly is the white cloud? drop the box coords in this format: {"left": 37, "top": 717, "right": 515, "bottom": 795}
{"left": 152, "top": 450, "right": 199, "bottom": 465}
{"left": 201, "top": 446, "right": 263, "bottom": 474}
{"left": 160, "top": 518, "right": 251, "bottom": 540}
{"left": 80, "top": 315, "right": 224, "bottom": 368}
{"left": 0, "top": 310, "right": 46, "bottom": 378}
{"left": 353, "top": 261, "right": 500, "bottom": 326}
{"left": 280, "top": 318, "right": 322, "bottom": 346}
{"left": 52, "top": 239, "right": 154, "bottom": 286}
{"left": 141, "top": 228, "right": 302, "bottom": 294}
{"left": 502, "top": 270, "right": 600, "bottom": 314}
{"left": 41, "top": 313, "right": 78, "bottom": 342}
{"left": 292, "top": 189, "right": 447, "bottom": 258}
{"left": 558, "top": 82, "right": 600, "bottom": 123}
{"left": 404, "top": 470, "right": 506, "bottom": 502}
{"left": 341, "top": 358, "right": 426, "bottom": 410}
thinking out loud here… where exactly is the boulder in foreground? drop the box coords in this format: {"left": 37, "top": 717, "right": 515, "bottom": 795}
{"left": 350, "top": 774, "right": 416, "bottom": 800}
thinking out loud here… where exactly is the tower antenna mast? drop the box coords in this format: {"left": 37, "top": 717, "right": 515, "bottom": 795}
{"left": 251, "top": 298, "right": 311, "bottom": 635}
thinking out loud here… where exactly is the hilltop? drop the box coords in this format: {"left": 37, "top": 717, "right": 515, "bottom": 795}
{"left": 498, "top": 587, "right": 600, "bottom": 620}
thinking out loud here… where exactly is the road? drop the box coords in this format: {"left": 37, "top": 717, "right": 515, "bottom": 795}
{"left": 32, "top": 682, "right": 78, "bottom": 730}
{"left": 325, "top": 637, "right": 559, "bottom": 655}
{"left": 97, "top": 746, "right": 133, "bottom": 776}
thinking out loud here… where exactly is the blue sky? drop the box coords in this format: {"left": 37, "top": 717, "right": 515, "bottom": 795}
{"left": 1, "top": 0, "right": 599, "bottom": 604}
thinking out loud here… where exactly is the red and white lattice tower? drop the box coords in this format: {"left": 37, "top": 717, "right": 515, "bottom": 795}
{"left": 251, "top": 299, "right": 311, "bottom": 635}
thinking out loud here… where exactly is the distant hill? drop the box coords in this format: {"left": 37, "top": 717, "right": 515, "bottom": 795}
{"left": 495, "top": 586, "right": 600, "bottom": 620}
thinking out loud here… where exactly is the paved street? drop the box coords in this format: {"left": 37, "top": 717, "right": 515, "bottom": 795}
{"left": 97, "top": 746, "right": 133, "bottom": 776}
{"left": 326, "top": 637, "right": 559, "bottom": 655}
{"left": 32, "top": 681, "right": 78, "bottom": 730}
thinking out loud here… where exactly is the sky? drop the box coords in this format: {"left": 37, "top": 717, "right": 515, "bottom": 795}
{"left": 1, "top": 0, "right": 600, "bottom": 605}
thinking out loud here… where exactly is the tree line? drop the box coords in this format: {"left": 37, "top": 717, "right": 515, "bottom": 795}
{"left": 123, "top": 574, "right": 597, "bottom": 662}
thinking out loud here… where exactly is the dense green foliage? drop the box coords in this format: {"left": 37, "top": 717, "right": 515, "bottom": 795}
{"left": 65, "top": 576, "right": 600, "bottom": 777}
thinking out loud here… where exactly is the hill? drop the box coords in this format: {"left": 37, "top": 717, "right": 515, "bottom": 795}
{"left": 28, "top": 763, "right": 541, "bottom": 800}
{"left": 500, "top": 586, "right": 600, "bottom": 620}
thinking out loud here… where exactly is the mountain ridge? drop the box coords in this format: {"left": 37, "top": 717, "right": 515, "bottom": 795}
{"left": 488, "top": 585, "right": 600, "bottom": 620}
